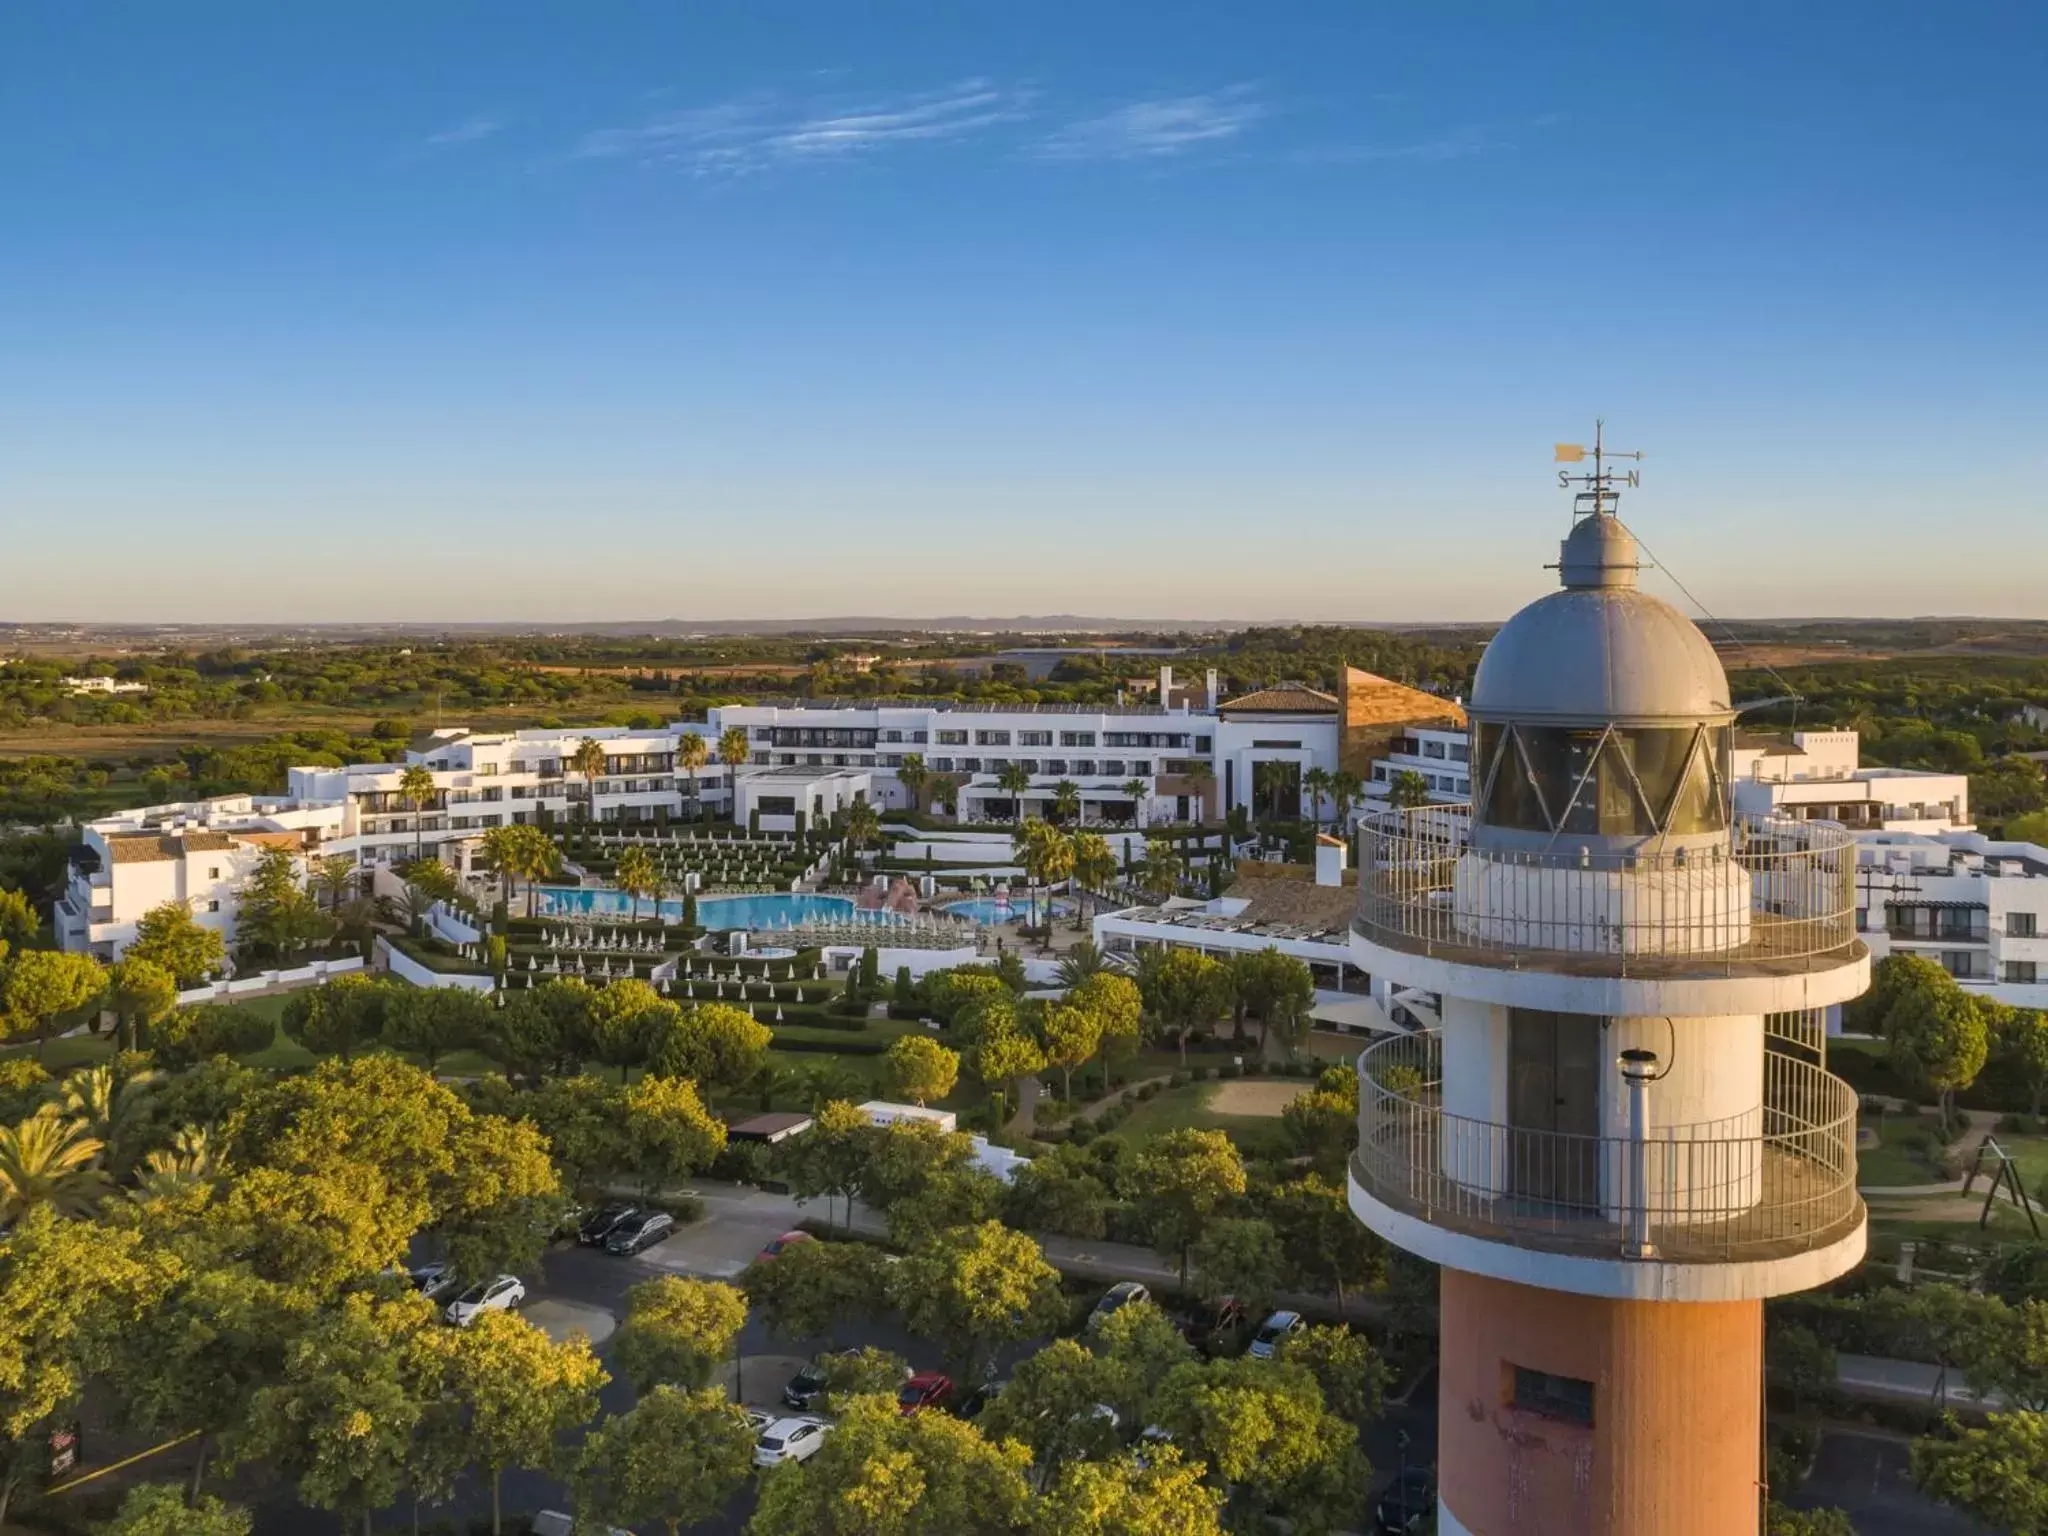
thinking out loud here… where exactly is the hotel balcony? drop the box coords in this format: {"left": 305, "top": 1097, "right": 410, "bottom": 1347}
{"left": 1351, "top": 1031, "right": 1863, "bottom": 1268}
{"left": 1355, "top": 805, "right": 1864, "bottom": 981}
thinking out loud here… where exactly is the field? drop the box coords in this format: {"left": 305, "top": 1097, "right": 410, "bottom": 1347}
{"left": 1113, "top": 1078, "right": 1304, "bottom": 1158}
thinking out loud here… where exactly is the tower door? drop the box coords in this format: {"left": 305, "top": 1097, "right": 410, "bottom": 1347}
{"left": 1507, "top": 1009, "right": 1601, "bottom": 1206}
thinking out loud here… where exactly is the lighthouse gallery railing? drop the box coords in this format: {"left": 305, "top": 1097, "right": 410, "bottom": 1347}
{"left": 1351, "top": 1032, "right": 1862, "bottom": 1264}
{"left": 1354, "top": 805, "right": 1860, "bottom": 973}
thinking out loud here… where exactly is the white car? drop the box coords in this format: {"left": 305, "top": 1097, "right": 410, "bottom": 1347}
{"left": 444, "top": 1274, "right": 525, "bottom": 1327}
{"left": 743, "top": 1408, "right": 776, "bottom": 1437}
{"left": 753, "top": 1416, "right": 830, "bottom": 1468}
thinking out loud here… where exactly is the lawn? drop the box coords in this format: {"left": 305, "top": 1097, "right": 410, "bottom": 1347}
{"left": 1857, "top": 1112, "right": 1951, "bottom": 1187}
{"left": 1112, "top": 1080, "right": 1299, "bottom": 1159}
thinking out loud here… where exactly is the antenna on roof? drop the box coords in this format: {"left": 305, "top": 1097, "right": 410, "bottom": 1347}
{"left": 1554, "top": 419, "right": 1644, "bottom": 520}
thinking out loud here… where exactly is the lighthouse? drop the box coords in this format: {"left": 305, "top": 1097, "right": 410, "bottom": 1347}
{"left": 1348, "top": 437, "right": 1868, "bottom": 1534}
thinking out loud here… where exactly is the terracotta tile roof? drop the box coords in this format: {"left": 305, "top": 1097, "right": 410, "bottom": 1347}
{"left": 1223, "top": 873, "right": 1359, "bottom": 930}
{"left": 235, "top": 829, "right": 310, "bottom": 851}
{"left": 105, "top": 830, "right": 235, "bottom": 863}
{"left": 1219, "top": 684, "right": 1341, "bottom": 715}
{"left": 1342, "top": 666, "right": 1467, "bottom": 730}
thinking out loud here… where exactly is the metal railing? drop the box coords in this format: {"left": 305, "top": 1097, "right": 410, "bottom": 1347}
{"left": 1355, "top": 805, "right": 1860, "bottom": 975}
{"left": 1352, "top": 1034, "right": 1862, "bottom": 1264}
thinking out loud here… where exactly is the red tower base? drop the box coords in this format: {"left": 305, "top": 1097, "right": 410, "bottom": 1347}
{"left": 1436, "top": 1267, "right": 1763, "bottom": 1535}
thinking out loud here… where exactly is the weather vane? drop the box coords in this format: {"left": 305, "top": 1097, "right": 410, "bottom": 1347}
{"left": 1553, "top": 419, "right": 1644, "bottom": 519}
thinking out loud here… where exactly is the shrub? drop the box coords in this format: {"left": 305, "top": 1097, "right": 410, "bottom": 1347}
{"left": 1168, "top": 1070, "right": 1189, "bottom": 1089}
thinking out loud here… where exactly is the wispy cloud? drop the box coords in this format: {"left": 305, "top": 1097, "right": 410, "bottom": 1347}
{"left": 573, "top": 80, "right": 1029, "bottom": 174}
{"left": 422, "top": 114, "right": 504, "bottom": 150}
{"left": 1034, "top": 88, "right": 1265, "bottom": 161}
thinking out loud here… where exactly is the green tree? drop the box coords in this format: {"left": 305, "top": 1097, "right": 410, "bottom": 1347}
{"left": 235, "top": 847, "right": 331, "bottom": 964}
{"left": 613, "top": 1276, "right": 749, "bottom": 1393}
{"left": 614, "top": 843, "right": 658, "bottom": 921}
{"left": 1889, "top": 979, "right": 1990, "bottom": 1131}
{"left": 1004, "top": 1143, "right": 1112, "bottom": 1239}
{"left": 1070, "top": 971, "right": 1143, "bottom": 1088}
{"left": 884, "top": 1033, "right": 960, "bottom": 1106}
{"left": 1278, "top": 1324, "right": 1391, "bottom": 1422}
{"left": 1134, "top": 947, "right": 1230, "bottom": 1067}
{"left": 1150, "top": 1357, "right": 1366, "bottom": 1534}
{"left": 1039, "top": 1003, "right": 1103, "bottom": 1103}
{"left": 1090, "top": 1299, "right": 1197, "bottom": 1424}
{"left": 1387, "top": 769, "right": 1431, "bottom": 810}
{"left": 0, "top": 888, "right": 38, "bottom": 952}
{"left": 891, "top": 1220, "right": 1066, "bottom": 1384}
{"left": 856, "top": 1117, "right": 975, "bottom": 1211}
{"left": 678, "top": 731, "right": 711, "bottom": 819}
{"left": 1055, "top": 938, "right": 1106, "bottom": 990}
{"left": 126, "top": 901, "right": 226, "bottom": 988}
{"left": 1913, "top": 1409, "right": 2048, "bottom": 1535}
{"left": 740, "top": 1234, "right": 892, "bottom": 1347}
{"left": 1962, "top": 1297, "right": 2048, "bottom": 1412}
{"left": 573, "top": 1386, "right": 756, "bottom": 1536}
{"left": 620, "top": 1073, "right": 726, "bottom": 1196}
{"left": 997, "top": 763, "right": 1034, "bottom": 828}
{"left": 1266, "top": 1174, "right": 1386, "bottom": 1308}
{"left": 445, "top": 1310, "right": 607, "bottom": 1536}
{"left": 1997, "top": 1008, "right": 2048, "bottom": 1119}
{"left": 482, "top": 976, "right": 593, "bottom": 1086}
{"left": 1192, "top": 1217, "right": 1284, "bottom": 1318}
{"left": 1280, "top": 1082, "right": 1358, "bottom": 1172}
{"left": 1139, "top": 838, "right": 1185, "bottom": 901}
{"left": 279, "top": 973, "right": 392, "bottom": 1062}
{"left": 398, "top": 763, "right": 439, "bottom": 860}
{"left": 975, "top": 1021, "right": 1046, "bottom": 1124}
{"left": 383, "top": 985, "right": 489, "bottom": 1073}
{"left": 4, "top": 949, "right": 106, "bottom": 1062}
{"left": 819, "top": 1343, "right": 912, "bottom": 1409}
{"left": 778, "top": 1099, "right": 872, "bottom": 1232}
{"left": 1125, "top": 1128, "right": 1246, "bottom": 1290}
{"left": 1765, "top": 1506, "right": 1857, "bottom": 1536}
{"left": 645, "top": 1001, "right": 772, "bottom": 1090}
{"left": 1068, "top": 831, "right": 1118, "bottom": 931}
{"left": 95, "top": 1483, "right": 251, "bottom": 1536}
{"left": 898, "top": 752, "right": 929, "bottom": 813}
{"left": 1230, "top": 948, "right": 1316, "bottom": 1055}
{"left": 886, "top": 1166, "right": 1008, "bottom": 1251}
{"left": 980, "top": 1337, "right": 1121, "bottom": 1482}
{"left": 747, "top": 1392, "right": 1033, "bottom": 1536}
{"left": 104, "top": 958, "right": 178, "bottom": 1055}
{"left": 1033, "top": 1446, "right": 1225, "bottom": 1536}
{"left": 1848, "top": 951, "right": 1952, "bottom": 1035}
{"left": 225, "top": 1292, "right": 439, "bottom": 1536}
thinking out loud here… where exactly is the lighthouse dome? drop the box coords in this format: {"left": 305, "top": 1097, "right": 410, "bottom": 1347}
{"left": 1470, "top": 514, "right": 1732, "bottom": 725}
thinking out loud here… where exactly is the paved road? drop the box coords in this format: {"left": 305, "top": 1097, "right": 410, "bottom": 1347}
{"left": 1793, "top": 1428, "right": 1991, "bottom": 1535}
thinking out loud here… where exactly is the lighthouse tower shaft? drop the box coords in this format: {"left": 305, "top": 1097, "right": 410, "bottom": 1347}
{"left": 1347, "top": 499, "right": 1868, "bottom": 1535}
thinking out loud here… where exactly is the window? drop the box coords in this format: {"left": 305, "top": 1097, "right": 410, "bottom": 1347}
{"left": 1475, "top": 722, "right": 1728, "bottom": 837}
{"left": 1073, "top": 761, "right": 1098, "bottom": 776}
{"left": 911, "top": 731, "right": 928, "bottom": 744}
{"left": 2012, "top": 912, "right": 2039, "bottom": 939}
{"left": 1372, "top": 765, "right": 1389, "bottom": 782}
{"left": 961, "top": 758, "right": 983, "bottom": 773}
{"left": 2006, "top": 961, "right": 2038, "bottom": 984}
{"left": 207, "top": 900, "right": 220, "bottom": 912}
{"left": 1450, "top": 742, "right": 1471, "bottom": 763}
{"left": 1423, "top": 740, "right": 1446, "bottom": 759}
{"left": 1251, "top": 739, "right": 1301, "bottom": 750}
{"left": 1019, "top": 730, "right": 1052, "bottom": 747}
{"left": 976, "top": 730, "right": 1012, "bottom": 746}
{"left": 882, "top": 730, "right": 903, "bottom": 743}
{"left": 758, "top": 796, "right": 797, "bottom": 815}
{"left": 1940, "top": 951, "right": 1979, "bottom": 979}
{"left": 937, "top": 730, "right": 968, "bottom": 746}
{"left": 932, "top": 757, "right": 955, "bottom": 772}
{"left": 1510, "top": 1367, "right": 1594, "bottom": 1426}
{"left": 208, "top": 866, "right": 220, "bottom": 879}
{"left": 1060, "top": 731, "right": 1096, "bottom": 747}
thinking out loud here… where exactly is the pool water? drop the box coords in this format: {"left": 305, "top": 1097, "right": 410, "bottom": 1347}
{"left": 535, "top": 887, "right": 868, "bottom": 931}
{"left": 943, "top": 895, "right": 1075, "bottom": 925}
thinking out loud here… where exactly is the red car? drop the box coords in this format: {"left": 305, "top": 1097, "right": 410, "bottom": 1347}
{"left": 897, "top": 1371, "right": 955, "bottom": 1415}
{"left": 755, "top": 1231, "right": 814, "bottom": 1263}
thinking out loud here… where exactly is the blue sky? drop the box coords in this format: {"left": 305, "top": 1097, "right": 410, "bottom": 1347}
{"left": 3, "top": 3, "right": 2044, "bottom": 624}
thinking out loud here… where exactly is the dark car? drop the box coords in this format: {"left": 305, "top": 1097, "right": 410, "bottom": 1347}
{"left": 1373, "top": 1468, "right": 1436, "bottom": 1534}
{"left": 897, "top": 1372, "right": 955, "bottom": 1415}
{"left": 956, "top": 1379, "right": 1008, "bottom": 1420}
{"left": 782, "top": 1353, "right": 851, "bottom": 1412}
{"left": 1175, "top": 1297, "right": 1247, "bottom": 1353}
{"left": 578, "top": 1204, "right": 639, "bottom": 1246}
{"left": 603, "top": 1211, "right": 675, "bottom": 1255}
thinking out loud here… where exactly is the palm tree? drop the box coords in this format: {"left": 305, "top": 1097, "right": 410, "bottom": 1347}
{"left": 1389, "top": 769, "right": 1432, "bottom": 811}
{"left": 677, "top": 732, "right": 710, "bottom": 821}
{"left": 996, "top": 762, "right": 1033, "bottom": 828}
{"left": 1181, "top": 761, "right": 1216, "bottom": 824}
{"left": 615, "top": 845, "right": 657, "bottom": 922}
{"left": 1014, "top": 820, "right": 1074, "bottom": 930}
{"left": 311, "top": 852, "right": 357, "bottom": 912}
{"left": 718, "top": 727, "right": 752, "bottom": 824}
{"left": 1069, "top": 831, "right": 1117, "bottom": 932}
{"left": 1056, "top": 938, "right": 1106, "bottom": 989}
{"left": 570, "top": 737, "right": 608, "bottom": 826}
{"left": 927, "top": 773, "right": 960, "bottom": 820}
{"left": 844, "top": 798, "right": 880, "bottom": 852}
{"left": 1051, "top": 780, "right": 1082, "bottom": 826}
{"left": 1303, "top": 767, "right": 1333, "bottom": 832}
{"left": 1140, "top": 837, "right": 1185, "bottom": 902}
{"left": 1330, "top": 769, "right": 1363, "bottom": 830}
{"left": 479, "top": 825, "right": 521, "bottom": 907}
{"left": 397, "top": 764, "right": 438, "bottom": 862}
{"left": 0, "top": 1106, "right": 108, "bottom": 1222}
{"left": 60, "top": 1063, "right": 161, "bottom": 1154}
{"left": 510, "top": 824, "right": 561, "bottom": 918}
{"left": 1120, "top": 777, "right": 1150, "bottom": 828}
{"left": 897, "top": 753, "right": 929, "bottom": 815}
{"left": 132, "top": 1125, "right": 224, "bottom": 1204}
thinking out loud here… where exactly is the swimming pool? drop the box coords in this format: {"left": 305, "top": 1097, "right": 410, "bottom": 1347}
{"left": 942, "top": 895, "right": 1075, "bottom": 925}
{"left": 534, "top": 887, "right": 865, "bottom": 931}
